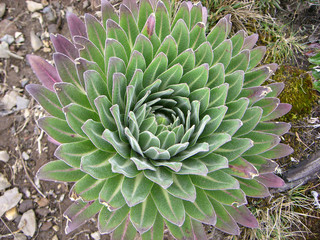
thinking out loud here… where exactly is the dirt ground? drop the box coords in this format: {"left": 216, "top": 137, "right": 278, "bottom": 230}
{"left": 0, "top": 0, "right": 319, "bottom": 240}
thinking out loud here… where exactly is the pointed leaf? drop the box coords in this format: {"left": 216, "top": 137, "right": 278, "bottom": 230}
{"left": 85, "top": 14, "right": 106, "bottom": 53}
{"left": 67, "top": 12, "right": 87, "bottom": 39}
{"left": 71, "top": 174, "right": 105, "bottom": 201}
{"left": 212, "top": 39, "right": 232, "bottom": 67}
{"left": 236, "top": 177, "right": 270, "bottom": 197}
{"left": 155, "top": 35, "right": 177, "bottom": 64}
{"left": 98, "top": 205, "right": 129, "bottom": 234}
{"left": 109, "top": 153, "right": 139, "bottom": 178}
{"left": 214, "top": 138, "right": 253, "bottom": 161}
{"left": 189, "top": 22, "right": 206, "bottom": 50}
{"left": 206, "top": 189, "right": 247, "bottom": 206}
{"left": 144, "top": 168, "right": 173, "bottom": 189}
{"left": 50, "top": 34, "right": 79, "bottom": 60}
{"left": 195, "top": 42, "right": 213, "bottom": 66}
{"left": 155, "top": 1, "right": 170, "bottom": 41}
{"left": 101, "top": 0, "right": 119, "bottom": 28}
{"left": 171, "top": 19, "right": 190, "bottom": 54}
{"left": 169, "top": 48, "right": 195, "bottom": 73}
{"left": 143, "top": 52, "right": 168, "bottom": 87}
{"left": 224, "top": 205, "right": 259, "bottom": 228}
{"left": 207, "top": 15, "right": 232, "bottom": 49}
{"left": 120, "top": 4, "right": 139, "bottom": 47}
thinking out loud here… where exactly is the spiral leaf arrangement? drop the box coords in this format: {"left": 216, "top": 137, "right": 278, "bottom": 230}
{"left": 27, "top": 0, "right": 293, "bottom": 238}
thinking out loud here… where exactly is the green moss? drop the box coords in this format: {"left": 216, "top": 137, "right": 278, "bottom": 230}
{"left": 271, "top": 65, "right": 318, "bottom": 122}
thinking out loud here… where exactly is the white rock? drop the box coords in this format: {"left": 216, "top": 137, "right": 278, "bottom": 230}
{"left": 18, "top": 209, "right": 36, "bottom": 237}
{"left": 0, "top": 173, "right": 11, "bottom": 191}
{"left": 14, "top": 233, "right": 27, "bottom": 240}
{"left": 5, "top": 207, "right": 18, "bottom": 221}
{"left": 91, "top": 231, "right": 101, "bottom": 240}
{"left": 0, "top": 187, "right": 22, "bottom": 217}
{"left": 0, "top": 150, "right": 9, "bottom": 162}
{"left": 1, "top": 91, "right": 18, "bottom": 110}
{"left": 0, "top": 34, "right": 15, "bottom": 45}
{"left": 21, "top": 152, "right": 30, "bottom": 161}
{"left": 52, "top": 235, "right": 59, "bottom": 240}
{"left": 30, "top": 30, "right": 42, "bottom": 51}
{"left": 16, "top": 97, "right": 30, "bottom": 111}
{"left": 26, "top": 1, "right": 43, "bottom": 12}
{"left": 0, "top": 3, "right": 6, "bottom": 18}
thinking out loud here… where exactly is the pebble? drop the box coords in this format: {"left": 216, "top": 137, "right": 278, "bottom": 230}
{"left": 0, "top": 188, "right": 22, "bottom": 217}
{"left": 0, "top": 150, "right": 9, "bottom": 162}
{"left": 22, "top": 151, "right": 30, "bottom": 160}
{"left": 18, "top": 209, "right": 36, "bottom": 237}
{"left": 1, "top": 91, "right": 19, "bottom": 110}
{"left": 0, "top": 173, "right": 11, "bottom": 191}
{"left": 41, "top": 221, "right": 52, "bottom": 231}
{"left": 43, "top": 5, "right": 57, "bottom": 23}
{"left": 19, "top": 200, "right": 34, "bottom": 213}
{"left": 37, "top": 197, "right": 49, "bottom": 207}
{"left": 26, "top": 1, "right": 43, "bottom": 12}
{"left": 36, "top": 207, "right": 50, "bottom": 217}
{"left": 48, "top": 24, "right": 58, "bottom": 34}
{"left": 15, "top": 32, "right": 25, "bottom": 44}
{"left": 13, "top": 233, "right": 27, "bottom": 240}
{"left": 52, "top": 225, "right": 59, "bottom": 232}
{"left": 30, "top": 30, "right": 42, "bottom": 51}
{"left": 16, "top": 96, "right": 30, "bottom": 111}
{"left": 91, "top": 231, "right": 101, "bottom": 240}
{"left": 0, "top": 3, "right": 5, "bottom": 18}
{"left": 0, "top": 34, "right": 14, "bottom": 45}
{"left": 52, "top": 235, "right": 59, "bottom": 240}
{"left": 5, "top": 207, "right": 18, "bottom": 221}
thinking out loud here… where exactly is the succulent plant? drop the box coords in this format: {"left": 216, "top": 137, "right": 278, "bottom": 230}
{"left": 26, "top": 0, "right": 293, "bottom": 238}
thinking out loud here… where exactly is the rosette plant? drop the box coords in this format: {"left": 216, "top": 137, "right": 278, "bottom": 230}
{"left": 26, "top": 0, "right": 293, "bottom": 238}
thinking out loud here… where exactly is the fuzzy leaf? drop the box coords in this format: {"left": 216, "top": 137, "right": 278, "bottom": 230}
{"left": 144, "top": 168, "right": 173, "bottom": 189}
{"left": 143, "top": 52, "right": 168, "bottom": 87}
{"left": 195, "top": 42, "right": 213, "bottom": 66}
{"left": 138, "top": 0, "right": 154, "bottom": 31}
{"left": 50, "top": 34, "right": 79, "bottom": 60}
{"left": 167, "top": 174, "right": 196, "bottom": 202}
{"left": 230, "top": 30, "right": 245, "bottom": 56}
{"left": 109, "top": 153, "right": 139, "bottom": 178}
{"left": 155, "top": 35, "right": 177, "bottom": 64}
{"left": 207, "top": 189, "right": 247, "bottom": 206}
{"left": 207, "top": 15, "right": 232, "bottom": 49}
{"left": 85, "top": 14, "right": 106, "bottom": 53}
{"left": 212, "top": 39, "right": 232, "bottom": 67}
{"left": 71, "top": 174, "right": 105, "bottom": 201}
{"left": 98, "top": 205, "right": 129, "bottom": 234}
{"left": 155, "top": 1, "right": 170, "bottom": 41}
{"left": 171, "top": 19, "right": 190, "bottom": 54}
{"left": 101, "top": 0, "right": 119, "bottom": 27}
{"left": 224, "top": 205, "right": 259, "bottom": 228}
{"left": 141, "top": 213, "right": 164, "bottom": 240}
{"left": 189, "top": 22, "right": 206, "bottom": 50}
{"left": 120, "top": 4, "right": 139, "bottom": 47}
{"left": 226, "top": 50, "right": 250, "bottom": 74}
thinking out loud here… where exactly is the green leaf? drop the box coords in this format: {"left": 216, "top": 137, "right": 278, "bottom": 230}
{"left": 84, "top": 70, "right": 108, "bottom": 111}
{"left": 207, "top": 189, "right": 247, "bottom": 206}
{"left": 207, "top": 63, "right": 224, "bottom": 88}
{"left": 55, "top": 82, "right": 91, "bottom": 108}
{"left": 200, "top": 153, "right": 229, "bottom": 172}
{"left": 260, "top": 143, "right": 293, "bottom": 159}
{"left": 54, "top": 53, "right": 82, "bottom": 90}
{"left": 214, "top": 119, "right": 242, "bottom": 136}
{"left": 244, "top": 66, "right": 270, "bottom": 88}
{"left": 141, "top": 213, "right": 164, "bottom": 240}
{"left": 141, "top": 14, "right": 161, "bottom": 55}
{"left": 111, "top": 216, "right": 138, "bottom": 240}
{"left": 120, "top": 4, "right": 139, "bottom": 48}
{"left": 151, "top": 184, "right": 185, "bottom": 226}
{"left": 190, "top": 2, "right": 202, "bottom": 29}
{"left": 130, "top": 155, "right": 156, "bottom": 171}
{"left": 195, "top": 42, "right": 213, "bottom": 66}
{"left": 26, "top": 84, "right": 64, "bottom": 119}
{"left": 63, "top": 103, "right": 99, "bottom": 137}
{"left": 105, "top": 39, "right": 128, "bottom": 70}
{"left": 207, "top": 15, "right": 232, "bottom": 49}
{"left": 180, "top": 64, "right": 208, "bottom": 92}
{"left": 243, "top": 155, "right": 278, "bottom": 174}
{"left": 189, "top": 22, "right": 206, "bottom": 50}
{"left": 81, "top": 150, "right": 116, "bottom": 179}
{"left": 121, "top": 173, "right": 154, "bottom": 207}
{"left": 184, "top": 188, "right": 216, "bottom": 225}
{"left": 71, "top": 174, "right": 105, "bottom": 201}
{"left": 225, "top": 98, "right": 249, "bottom": 120}
{"left": 158, "top": 64, "right": 183, "bottom": 90}
{"left": 98, "top": 205, "right": 129, "bottom": 234}
{"left": 126, "top": 51, "right": 146, "bottom": 83}
{"left": 236, "top": 177, "right": 270, "bottom": 197}
{"left": 226, "top": 50, "right": 250, "bottom": 74}
{"left": 167, "top": 174, "right": 196, "bottom": 202}
{"left": 106, "top": 19, "right": 131, "bottom": 58}
{"left": 65, "top": 200, "right": 102, "bottom": 234}
{"left": 202, "top": 106, "right": 227, "bottom": 137}
{"left": 82, "top": 120, "right": 115, "bottom": 152}
{"left": 225, "top": 70, "right": 244, "bottom": 102}
{"left": 248, "top": 46, "right": 266, "bottom": 70}
{"left": 234, "top": 107, "right": 262, "bottom": 137}
{"left": 212, "top": 39, "right": 232, "bottom": 67}
{"left": 155, "top": 35, "right": 178, "bottom": 64}
{"left": 109, "top": 153, "right": 139, "bottom": 178}
{"left": 138, "top": 0, "right": 154, "bottom": 31}
{"left": 254, "top": 122, "right": 290, "bottom": 136}
{"left": 55, "top": 140, "right": 96, "bottom": 168}
{"left": 99, "top": 175, "right": 126, "bottom": 211}
{"left": 189, "top": 87, "right": 210, "bottom": 114}
{"left": 155, "top": 1, "right": 170, "bottom": 41}
{"left": 111, "top": 73, "right": 127, "bottom": 111}
{"left": 102, "top": 0, "right": 119, "bottom": 28}
{"left": 224, "top": 157, "right": 258, "bottom": 179}
{"left": 130, "top": 195, "right": 157, "bottom": 233}
{"left": 171, "top": 19, "right": 190, "bottom": 54}
{"left": 230, "top": 30, "right": 245, "bottom": 56}
{"left": 177, "top": 157, "right": 208, "bottom": 175}
{"left": 94, "top": 96, "right": 117, "bottom": 131}
{"left": 209, "top": 197, "right": 240, "bottom": 235}
{"left": 143, "top": 52, "right": 168, "bottom": 87}
{"left": 133, "top": 34, "right": 153, "bottom": 66}
{"left": 169, "top": 48, "right": 195, "bottom": 73}
{"left": 76, "top": 58, "right": 105, "bottom": 88}
{"left": 38, "top": 117, "right": 85, "bottom": 143}
{"left": 106, "top": 57, "right": 126, "bottom": 100}
{"left": 214, "top": 138, "right": 253, "bottom": 161}
{"left": 37, "top": 160, "right": 85, "bottom": 182}
{"left": 242, "top": 131, "right": 280, "bottom": 155}
{"left": 172, "top": 2, "right": 190, "bottom": 30}
{"left": 85, "top": 14, "right": 106, "bottom": 53}
{"left": 224, "top": 205, "right": 259, "bottom": 228}
{"left": 144, "top": 167, "right": 173, "bottom": 189}
{"left": 191, "top": 170, "right": 239, "bottom": 190}
{"left": 144, "top": 147, "right": 170, "bottom": 160}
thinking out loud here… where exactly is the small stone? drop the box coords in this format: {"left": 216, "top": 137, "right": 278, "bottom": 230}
{"left": 0, "top": 188, "right": 22, "bottom": 217}
{"left": 15, "top": 32, "right": 25, "bottom": 44}
{"left": 37, "top": 197, "right": 49, "bottom": 207}
{"left": 5, "top": 207, "right": 18, "bottom": 221}
{"left": 26, "top": 1, "right": 43, "bottom": 12}
{"left": 35, "top": 207, "right": 50, "bottom": 217}
{"left": 13, "top": 233, "right": 27, "bottom": 240}
{"left": 0, "top": 34, "right": 14, "bottom": 45}
{"left": 20, "top": 78, "right": 29, "bottom": 87}
{"left": 41, "top": 0, "right": 49, "bottom": 6}
{"left": 52, "top": 235, "right": 59, "bottom": 240}
{"left": 1, "top": 91, "right": 18, "bottom": 110}
{"left": 43, "top": 47, "right": 51, "bottom": 53}
{"left": 91, "top": 231, "right": 101, "bottom": 240}
{"left": 83, "top": 0, "right": 90, "bottom": 9}
{"left": 0, "top": 173, "right": 10, "bottom": 191}
{"left": 30, "top": 30, "right": 42, "bottom": 51}
{"left": 41, "top": 221, "right": 52, "bottom": 231}
{"left": 22, "top": 152, "right": 30, "bottom": 160}
{"left": 0, "top": 3, "right": 6, "bottom": 18}
{"left": 47, "top": 24, "right": 58, "bottom": 34}
{"left": 52, "top": 225, "right": 59, "bottom": 232}
{"left": 16, "top": 96, "right": 30, "bottom": 111}
{"left": 0, "top": 150, "right": 9, "bottom": 162}
{"left": 43, "top": 6, "right": 57, "bottom": 23}
{"left": 19, "top": 200, "right": 34, "bottom": 213}
{"left": 18, "top": 209, "right": 36, "bottom": 237}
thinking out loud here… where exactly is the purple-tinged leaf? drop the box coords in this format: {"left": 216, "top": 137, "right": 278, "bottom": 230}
{"left": 248, "top": 46, "right": 266, "bottom": 70}
{"left": 38, "top": 116, "right": 85, "bottom": 143}
{"left": 209, "top": 197, "right": 240, "bottom": 235}
{"left": 225, "top": 157, "right": 259, "bottom": 179}
{"left": 98, "top": 206, "right": 129, "bottom": 234}
{"left": 261, "top": 103, "right": 292, "bottom": 121}
{"left": 256, "top": 173, "right": 285, "bottom": 188}
{"left": 141, "top": 213, "right": 164, "bottom": 240}
{"left": 85, "top": 14, "right": 106, "bottom": 54}
{"left": 266, "top": 63, "right": 279, "bottom": 73}
{"left": 64, "top": 200, "right": 102, "bottom": 234}
{"left": 265, "top": 82, "right": 285, "bottom": 98}
{"left": 76, "top": 58, "right": 105, "bottom": 88}
{"left": 243, "top": 155, "right": 278, "bottom": 174}
{"left": 202, "top": 6, "right": 208, "bottom": 25}
{"left": 48, "top": 136, "right": 61, "bottom": 145}
{"left": 207, "top": 189, "right": 247, "bottom": 207}
{"left": 27, "top": 55, "right": 61, "bottom": 91}
{"left": 111, "top": 215, "right": 138, "bottom": 240}
{"left": 253, "top": 97, "right": 279, "bottom": 118}
{"left": 255, "top": 122, "right": 290, "bottom": 136}
{"left": 207, "top": 15, "right": 232, "bottom": 49}
{"left": 138, "top": 0, "right": 154, "bottom": 32}
{"left": 141, "top": 14, "right": 161, "bottom": 54}
{"left": 26, "top": 84, "right": 64, "bottom": 119}
{"left": 242, "top": 33, "right": 258, "bottom": 50}
{"left": 66, "top": 12, "right": 87, "bottom": 40}
{"left": 123, "top": 0, "right": 139, "bottom": 20}
{"left": 50, "top": 34, "right": 79, "bottom": 60}
{"left": 190, "top": 2, "right": 203, "bottom": 30}
{"left": 236, "top": 177, "right": 270, "bottom": 198}
{"left": 54, "top": 53, "right": 83, "bottom": 90}
{"left": 224, "top": 205, "right": 259, "bottom": 228}
{"left": 101, "top": 0, "right": 119, "bottom": 28}
{"left": 244, "top": 66, "right": 271, "bottom": 88}
{"left": 260, "top": 143, "right": 293, "bottom": 159}
{"left": 239, "top": 86, "right": 272, "bottom": 105}
{"left": 37, "top": 160, "right": 85, "bottom": 182}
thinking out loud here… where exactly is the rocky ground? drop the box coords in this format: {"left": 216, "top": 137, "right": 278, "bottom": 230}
{"left": 0, "top": 0, "right": 319, "bottom": 240}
